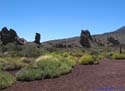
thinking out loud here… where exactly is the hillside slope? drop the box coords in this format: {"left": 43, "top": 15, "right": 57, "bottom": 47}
{"left": 93, "top": 26, "right": 125, "bottom": 44}
{"left": 43, "top": 26, "right": 125, "bottom": 48}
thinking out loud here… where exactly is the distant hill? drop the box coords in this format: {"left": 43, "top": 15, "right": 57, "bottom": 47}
{"left": 42, "top": 37, "right": 81, "bottom": 49}
{"left": 93, "top": 26, "right": 125, "bottom": 44}
{"left": 43, "top": 26, "right": 125, "bottom": 49}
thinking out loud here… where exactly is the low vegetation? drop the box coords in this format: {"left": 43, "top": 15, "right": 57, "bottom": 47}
{"left": 16, "top": 54, "right": 76, "bottom": 81}
{"left": 16, "top": 67, "right": 44, "bottom": 81}
{"left": 0, "top": 57, "right": 35, "bottom": 71}
{"left": 0, "top": 71, "right": 16, "bottom": 89}
{"left": 0, "top": 51, "right": 102, "bottom": 84}
{"left": 111, "top": 53, "right": 125, "bottom": 60}
{"left": 79, "top": 54, "right": 94, "bottom": 65}
{"left": 79, "top": 54, "right": 104, "bottom": 65}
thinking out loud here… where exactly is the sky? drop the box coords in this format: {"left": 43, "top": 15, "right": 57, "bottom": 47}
{"left": 0, "top": 0, "right": 125, "bottom": 42}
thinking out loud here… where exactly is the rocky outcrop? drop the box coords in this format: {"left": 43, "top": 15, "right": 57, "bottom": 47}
{"left": 0, "top": 27, "right": 17, "bottom": 45}
{"left": 34, "top": 33, "right": 41, "bottom": 44}
{"left": 0, "top": 27, "right": 27, "bottom": 45}
{"left": 80, "top": 30, "right": 93, "bottom": 48}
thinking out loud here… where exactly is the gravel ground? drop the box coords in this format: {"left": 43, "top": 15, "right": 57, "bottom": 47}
{"left": 2, "top": 58, "right": 125, "bottom": 91}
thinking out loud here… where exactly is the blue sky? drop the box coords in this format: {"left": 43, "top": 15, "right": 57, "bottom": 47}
{"left": 0, "top": 0, "right": 125, "bottom": 42}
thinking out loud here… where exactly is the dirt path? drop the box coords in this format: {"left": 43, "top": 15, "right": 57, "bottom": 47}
{"left": 3, "top": 59, "right": 125, "bottom": 91}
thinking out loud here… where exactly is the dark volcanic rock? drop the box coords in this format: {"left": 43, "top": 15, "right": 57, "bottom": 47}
{"left": 9, "top": 29, "right": 18, "bottom": 42}
{"left": 0, "top": 27, "right": 17, "bottom": 45}
{"left": 0, "top": 27, "right": 27, "bottom": 45}
{"left": 34, "top": 33, "right": 41, "bottom": 44}
{"left": 80, "top": 30, "right": 93, "bottom": 48}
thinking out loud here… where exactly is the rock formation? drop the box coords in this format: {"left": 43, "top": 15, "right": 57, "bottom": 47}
{"left": 34, "top": 33, "right": 41, "bottom": 44}
{"left": 0, "top": 27, "right": 27, "bottom": 45}
{"left": 80, "top": 30, "right": 93, "bottom": 48}
{"left": 0, "top": 27, "right": 17, "bottom": 45}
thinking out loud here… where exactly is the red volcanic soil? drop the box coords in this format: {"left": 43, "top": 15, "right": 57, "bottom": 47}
{"left": 2, "top": 59, "right": 125, "bottom": 91}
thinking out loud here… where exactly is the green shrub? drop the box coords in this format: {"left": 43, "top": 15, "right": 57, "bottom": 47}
{"left": 97, "top": 54, "right": 105, "bottom": 60}
{"left": 0, "top": 71, "right": 16, "bottom": 89}
{"left": 35, "top": 55, "right": 58, "bottom": 62}
{"left": 101, "top": 52, "right": 114, "bottom": 58}
{"left": 58, "top": 62, "right": 72, "bottom": 75}
{"left": 62, "top": 52, "right": 71, "bottom": 57}
{"left": 111, "top": 53, "right": 125, "bottom": 59}
{"left": 0, "top": 64, "right": 4, "bottom": 70}
{"left": 17, "top": 45, "right": 42, "bottom": 57}
{"left": 79, "top": 54, "right": 94, "bottom": 65}
{"left": 37, "top": 59, "right": 61, "bottom": 78}
{"left": 16, "top": 67, "right": 44, "bottom": 81}
{"left": 20, "top": 57, "right": 35, "bottom": 64}
{"left": 0, "top": 57, "right": 27, "bottom": 71}
{"left": 0, "top": 58, "right": 6, "bottom": 70}
{"left": 16, "top": 55, "right": 74, "bottom": 81}
{"left": 60, "top": 56, "right": 77, "bottom": 67}
{"left": 71, "top": 52, "right": 84, "bottom": 57}
{"left": 36, "top": 56, "right": 73, "bottom": 78}
{"left": 3, "top": 62, "right": 24, "bottom": 71}
{"left": 92, "top": 54, "right": 105, "bottom": 61}
{"left": 3, "top": 57, "right": 25, "bottom": 70}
